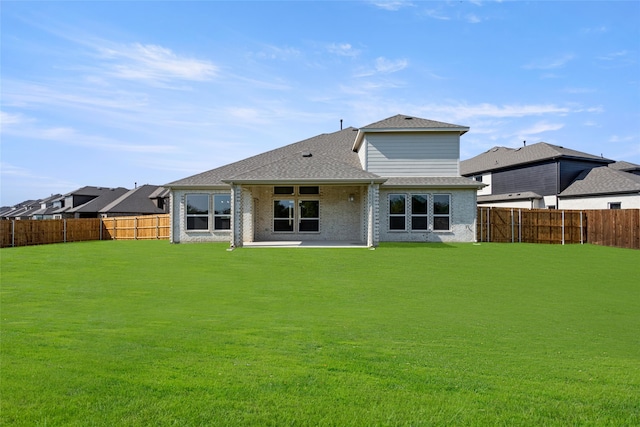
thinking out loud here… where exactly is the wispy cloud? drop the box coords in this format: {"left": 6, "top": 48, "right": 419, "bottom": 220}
{"left": 369, "top": 1, "right": 414, "bottom": 11}
{"left": 466, "top": 14, "right": 482, "bottom": 24}
{"left": 251, "top": 44, "right": 301, "bottom": 61}
{"left": 98, "top": 42, "right": 218, "bottom": 84}
{"left": 523, "top": 54, "right": 575, "bottom": 70}
{"left": 326, "top": 43, "right": 361, "bottom": 57}
{"left": 597, "top": 50, "right": 630, "bottom": 61}
{"left": 422, "top": 8, "right": 451, "bottom": 20}
{"left": 375, "top": 57, "right": 408, "bottom": 74}
{"left": 518, "top": 121, "right": 565, "bottom": 136}
{"left": 4, "top": 120, "right": 178, "bottom": 154}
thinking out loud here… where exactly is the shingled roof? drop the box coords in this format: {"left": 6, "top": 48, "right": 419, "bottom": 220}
{"left": 166, "top": 127, "right": 367, "bottom": 187}
{"left": 359, "top": 114, "right": 468, "bottom": 131}
{"left": 559, "top": 167, "right": 640, "bottom": 197}
{"left": 460, "top": 142, "right": 612, "bottom": 175}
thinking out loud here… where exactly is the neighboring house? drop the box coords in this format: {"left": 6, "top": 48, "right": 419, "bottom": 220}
{"left": 53, "top": 186, "right": 129, "bottom": 218}
{"left": 0, "top": 199, "right": 41, "bottom": 220}
{"left": 165, "top": 114, "right": 484, "bottom": 247}
{"left": 99, "top": 184, "right": 169, "bottom": 217}
{"left": 609, "top": 160, "right": 640, "bottom": 176}
{"left": 460, "top": 142, "right": 614, "bottom": 209}
{"left": 31, "top": 194, "right": 64, "bottom": 219}
{"left": 558, "top": 166, "right": 640, "bottom": 209}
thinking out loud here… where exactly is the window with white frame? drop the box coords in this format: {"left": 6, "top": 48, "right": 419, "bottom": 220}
{"left": 213, "top": 194, "right": 231, "bottom": 230}
{"left": 274, "top": 199, "right": 295, "bottom": 232}
{"left": 389, "top": 194, "right": 406, "bottom": 231}
{"left": 299, "top": 200, "right": 319, "bottom": 232}
{"left": 411, "top": 195, "right": 428, "bottom": 230}
{"left": 433, "top": 194, "right": 451, "bottom": 231}
{"left": 609, "top": 202, "right": 621, "bottom": 209}
{"left": 186, "top": 194, "right": 209, "bottom": 230}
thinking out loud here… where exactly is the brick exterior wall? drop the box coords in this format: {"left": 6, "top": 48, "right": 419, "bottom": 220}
{"left": 378, "top": 188, "right": 477, "bottom": 243}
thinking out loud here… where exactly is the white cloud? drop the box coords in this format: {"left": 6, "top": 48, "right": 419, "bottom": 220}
{"left": 375, "top": 57, "right": 408, "bottom": 74}
{"left": 369, "top": 1, "right": 414, "bottom": 11}
{"left": 422, "top": 9, "right": 451, "bottom": 20}
{"left": 326, "top": 43, "right": 360, "bottom": 57}
{"left": 252, "top": 44, "right": 301, "bottom": 61}
{"left": 0, "top": 111, "right": 28, "bottom": 126}
{"left": 98, "top": 42, "right": 218, "bottom": 84}
{"left": 523, "top": 54, "right": 575, "bottom": 70}
{"left": 518, "top": 121, "right": 565, "bottom": 136}
{"left": 466, "top": 14, "right": 482, "bottom": 24}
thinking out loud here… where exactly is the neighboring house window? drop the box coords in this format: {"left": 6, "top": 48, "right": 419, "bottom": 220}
{"left": 433, "top": 194, "right": 451, "bottom": 231}
{"left": 274, "top": 200, "right": 295, "bottom": 232}
{"left": 214, "top": 195, "right": 231, "bottom": 230}
{"left": 389, "top": 194, "right": 406, "bottom": 231}
{"left": 474, "top": 175, "right": 483, "bottom": 182}
{"left": 186, "top": 194, "right": 209, "bottom": 230}
{"left": 299, "top": 200, "right": 319, "bottom": 232}
{"left": 411, "top": 195, "right": 428, "bottom": 230}
{"left": 609, "top": 202, "right": 622, "bottom": 209}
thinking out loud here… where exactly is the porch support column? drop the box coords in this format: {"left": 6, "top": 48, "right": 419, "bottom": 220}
{"left": 231, "top": 184, "right": 243, "bottom": 248}
{"left": 367, "top": 183, "right": 380, "bottom": 247}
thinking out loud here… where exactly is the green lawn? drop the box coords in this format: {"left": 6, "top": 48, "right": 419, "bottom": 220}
{"left": 1, "top": 241, "right": 638, "bottom": 426}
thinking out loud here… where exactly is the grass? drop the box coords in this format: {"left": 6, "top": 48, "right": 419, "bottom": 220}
{"left": 1, "top": 241, "right": 639, "bottom": 426}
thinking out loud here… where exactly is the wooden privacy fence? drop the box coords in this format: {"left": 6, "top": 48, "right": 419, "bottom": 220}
{"left": 478, "top": 208, "right": 640, "bottom": 249}
{"left": 102, "top": 215, "right": 170, "bottom": 241}
{"left": 0, "top": 215, "right": 170, "bottom": 248}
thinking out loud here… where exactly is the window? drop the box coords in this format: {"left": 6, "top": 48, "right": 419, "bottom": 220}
{"left": 274, "top": 200, "right": 295, "bottom": 232}
{"left": 299, "top": 186, "right": 319, "bottom": 195}
{"left": 299, "top": 200, "right": 319, "bottom": 232}
{"left": 214, "top": 195, "right": 231, "bottom": 230}
{"left": 411, "top": 195, "right": 428, "bottom": 230}
{"left": 474, "top": 175, "right": 483, "bottom": 182}
{"left": 609, "top": 202, "right": 621, "bottom": 210}
{"left": 389, "top": 194, "right": 406, "bottom": 231}
{"left": 433, "top": 194, "right": 451, "bottom": 231}
{"left": 274, "top": 186, "right": 294, "bottom": 195}
{"left": 186, "top": 194, "right": 209, "bottom": 230}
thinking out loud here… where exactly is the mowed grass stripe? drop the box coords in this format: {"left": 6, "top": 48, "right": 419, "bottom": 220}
{"left": 1, "top": 241, "right": 638, "bottom": 426}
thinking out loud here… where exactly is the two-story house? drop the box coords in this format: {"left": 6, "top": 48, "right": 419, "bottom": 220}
{"left": 460, "top": 142, "right": 614, "bottom": 209}
{"left": 165, "top": 114, "right": 484, "bottom": 247}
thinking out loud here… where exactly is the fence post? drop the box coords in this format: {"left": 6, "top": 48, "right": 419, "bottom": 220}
{"left": 487, "top": 208, "right": 491, "bottom": 243}
{"left": 156, "top": 216, "right": 160, "bottom": 239}
{"left": 518, "top": 209, "right": 522, "bottom": 243}
{"left": 511, "top": 209, "right": 515, "bottom": 243}
{"left": 63, "top": 219, "right": 67, "bottom": 243}
{"left": 134, "top": 217, "right": 138, "bottom": 240}
{"left": 580, "top": 211, "right": 584, "bottom": 244}
{"left": 561, "top": 210, "right": 565, "bottom": 245}
{"left": 11, "top": 220, "right": 15, "bottom": 247}
{"left": 100, "top": 218, "right": 103, "bottom": 241}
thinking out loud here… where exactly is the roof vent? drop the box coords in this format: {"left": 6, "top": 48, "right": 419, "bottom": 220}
{"left": 302, "top": 152, "right": 312, "bottom": 158}
{"left": 404, "top": 116, "right": 413, "bottom": 120}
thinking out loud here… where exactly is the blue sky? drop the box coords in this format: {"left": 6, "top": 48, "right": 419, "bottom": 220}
{"left": 1, "top": 1, "right": 639, "bottom": 206}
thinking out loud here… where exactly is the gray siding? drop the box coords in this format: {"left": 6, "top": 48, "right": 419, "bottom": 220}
{"left": 492, "top": 162, "right": 558, "bottom": 196}
{"left": 559, "top": 160, "right": 607, "bottom": 192}
{"left": 365, "top": 132, "right": 459, "bottom": 177}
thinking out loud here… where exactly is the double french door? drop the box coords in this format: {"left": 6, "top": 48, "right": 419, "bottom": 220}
{"left": 273, "top": 199, "right": 319, "bottom": 232}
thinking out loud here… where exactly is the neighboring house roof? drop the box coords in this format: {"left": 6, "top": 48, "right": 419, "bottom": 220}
{"left": 477, "top": 191, "right": 543, "bottom": 203}
{"left": 559, "top": 167, "right": 640, "bottom": 197}
{"left": 609, "top": 161, "right": 640, "bottom": 173}
{"left": 460, "top": 142, "right": 612, "bottom": 175}
{"left": 63, "top": 185, "right": 116, "bottom": 197}
{"left": 67, "top": 187, "right": 129, "bottom": 213}
{"left": 352, "top": 114, "right": 468, "bottom": 152}
{"left": 99, "top": 185, "right": 167, "bottom": 214}
{"left": 148, "top": 186, "right": 170, "bottom": 199}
